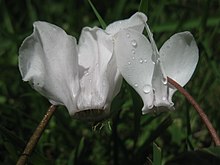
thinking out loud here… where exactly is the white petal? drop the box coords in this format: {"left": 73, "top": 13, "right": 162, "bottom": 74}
{"left": 19, "top": 21, "right": 79, "bottom": 114}
{"left": 159, "top": 31, "right": 199, "bottom": 101}
{"left": 114, "top": 29, "right": 155, "bottom": 114}
{"left": 105, "top": 12, "right": 147, "bottom": 35}
{"left": 152, "top": 60, "right": 173, "bottom": 107}
{"left": 143, "top": 23, "right": 172, "bottom": 108}
{"left": 77, "top": 27, "right": 121, "bottom": 111}
{"left": 105, "top": 54, "right": 123, "bottom": 106}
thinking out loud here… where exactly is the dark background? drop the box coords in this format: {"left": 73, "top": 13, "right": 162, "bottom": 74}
{"left": 0, "top": 0, "right": 220, "bottom": 164}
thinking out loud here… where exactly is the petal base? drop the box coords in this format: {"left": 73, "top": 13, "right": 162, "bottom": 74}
{"left": 73, "top": 109, "right": 109, "bottom": 121}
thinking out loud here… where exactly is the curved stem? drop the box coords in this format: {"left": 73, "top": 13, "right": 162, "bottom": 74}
{"left": 167, "top": 77, "right": 220, "bottom": 146}
{"left": 16, "top": 105, "right": 56, "bottom": 165}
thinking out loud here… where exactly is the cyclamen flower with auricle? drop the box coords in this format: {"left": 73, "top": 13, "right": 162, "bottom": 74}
{"left": 114, "top": 15, "right": 199, "bottom": 114}
{"left": 18, "top": 12, "right": 148, "bottom": 120}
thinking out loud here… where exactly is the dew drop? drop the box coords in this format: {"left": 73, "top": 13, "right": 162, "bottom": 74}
{"left": 162, "top": 96, "right": 167, "bottom": 101}
{"left": 134, "top": 83, "right": 138, "bottom": 88}
{"left": 131, "top": 49, "right": 135, "bottom": 54}
{"left": 151, "top": 54, "right": 156, "bottom": 64}
{"left": 143, "top": 85, "right": 151, "bottom": 94}
{"left": 126, "top": 33, "right": 130, "bottom": 38}
{"left": 131, "top": 40, "right": 137, "bottom": 48}
{"left": 84, "top": 71, "right": 89, "bottom": 76}
{"left": 148, "top": 104, "right": 153, "bottom": 109}
{"left": 132, "top": 56, "right": 135, "bottom": 60}
{"left": 139, "top": 58, "right": 143, "bottom": 64}
{"left": 170, "top": 102, "right": 174, "bottom": 107}
{"left": 162, "top": 77, "right": 167, "bottom": 84}
{"left": 128, "top": 61, "right": 131, "bottom": 65}
{"left": 144, "top": 59, "right": 147, "bottom": 63}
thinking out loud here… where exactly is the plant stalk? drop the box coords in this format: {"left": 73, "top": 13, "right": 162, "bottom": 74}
{"left": 167, "top": 77, "right": 220, "bottom": 146}
{"left": 16, "top": 105, "right": 56, "bottom": 165}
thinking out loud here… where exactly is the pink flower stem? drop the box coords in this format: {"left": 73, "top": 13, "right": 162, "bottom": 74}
{"left": 16, "top": 105, "right": 57, "bottom": 165}
{"left": 167, "top": 77, "right": 220, "bottom": 146}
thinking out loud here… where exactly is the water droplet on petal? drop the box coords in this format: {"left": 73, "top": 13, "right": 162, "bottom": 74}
{"left": 134, "top": 83, "right": 138, "bottom": 88}
{"left": 144, "top": 59, "right": 147, "bottom": 63}
{"left": 143, "top": 85, "right": 151, "bottom": 94}
{"left": 148, "top": 104, "right": 153, "bottom": 109}
{"left": 132, "top": 56, "right": 135, "bottom": 60}
{"left": 151, "top": 54, "right": 156, "bottom": 64}
{"left": 84, "top": 71, "right": 89, "bottom": 76}
{"left": 139, "top": 59, "right": 143, "bottom": 64}
{"left": 128, "top": 61, "right": 131, "bottom": 65}
{"left": 162, "top": 77, "right": 167, "bottom": 84}
{"left": 126, "top": 33, "right": 130, "bottom": 38}
{"left": 131, "top": 49, "right": 135, "bottom": 54}
{"left": 131, "top": 40, "right": 137, "bottom": 48}
{"left": 162, "top": 96, "right": 167, "bottom": 101}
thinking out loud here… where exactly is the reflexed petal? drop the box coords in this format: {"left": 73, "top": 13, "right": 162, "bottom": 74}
{"left": 152, "top": 60, "right": 173, "bottom": 107}
{"left": 106, "top": 12, "right": 147, "bottom": 35}
{"left": 159, "top": 31, "right": 199, "bottom": 102}
{"left": 19, "top": 21, "right": 79, "bottom": 114}
{"left": 114, "top": 29, "right": 155, "bottom": 114}
{"left": 144, "top": 22, "right": 173, "bottom": 108}
{"left": 77, "top": 27, "right": 121, "bottom": 111}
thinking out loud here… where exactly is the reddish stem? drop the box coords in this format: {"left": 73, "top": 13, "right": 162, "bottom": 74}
{"left": 167, "top": 77, "right": 220, "bottom": 146}
{"left": 16, "top": 105, "right": 56, "bottom": 165}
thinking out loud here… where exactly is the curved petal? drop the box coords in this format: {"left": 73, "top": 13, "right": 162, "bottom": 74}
{"left": 105, "top": 54, "right": 123, "bottom": 105}
{"left": 77, "top": 27, "right": 121, "bottom": 112}
{"left": 152, "top": 60, "right": 173, "bottom": 107}
{"left": 105, "top": 12, "right": 147, "bottom": 35}
{"left": 144, "top": 23, "right": 173, "bottom": 108}
{"left": 114, "top": 29, "right": 155, "bottom": 114}
{"left": 19, "top": 21, "right": 79, "bottom": 114}
{"left": 159, "top": 31, "right": 199, "bottom": 102}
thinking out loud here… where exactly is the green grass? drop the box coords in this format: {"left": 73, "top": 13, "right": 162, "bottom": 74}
{"left": 0, "top": 0, "right": 220, "bottom": 164}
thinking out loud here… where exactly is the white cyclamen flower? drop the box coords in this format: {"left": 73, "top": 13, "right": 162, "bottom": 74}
{"left": 113, "top": 13, "right": 199, "bottom": 114}
{"left": 18, "top": 12, "right": 147, "bottom": 120}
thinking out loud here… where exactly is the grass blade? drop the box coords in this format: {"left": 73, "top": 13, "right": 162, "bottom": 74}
{"left": 88, "top": 0, "right": 107, "bottom": 29}
{"left": 138, "top": 0, "right": 149, "bottom": 14}
{"left": 153, "top": 142, "right": 162, "bottom": 165}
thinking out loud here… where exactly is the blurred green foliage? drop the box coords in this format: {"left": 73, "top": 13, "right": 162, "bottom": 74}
{"left": 0, "top": 0, "right": 220, "bottom": 164}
